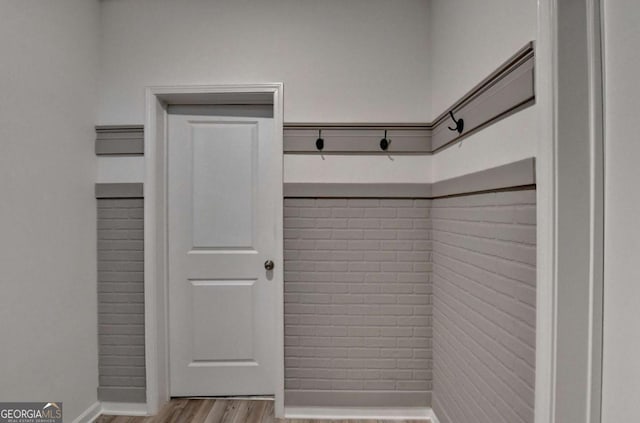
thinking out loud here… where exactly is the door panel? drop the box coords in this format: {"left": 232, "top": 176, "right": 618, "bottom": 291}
{"left": 190, "top": 280, "right": 255, "bottom": 361}
{"left": 191, "top": 122, "right": 257, "bottom": 249}
{"left": 168, "top": 112, "right": 278, "bottom": 396}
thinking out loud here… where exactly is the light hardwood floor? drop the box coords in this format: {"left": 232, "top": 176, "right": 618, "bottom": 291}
{"left": 94, "top": 398, "right": 428, "bottom": 423}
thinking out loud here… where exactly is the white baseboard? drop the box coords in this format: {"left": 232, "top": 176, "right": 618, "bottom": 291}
{"left": 426, "top": 407, "right": 441, "bottom": 423}
{"left": 76, "top": 400, "right": 439, "bottom": 422}
{"left": 284, "top": 406, "right": 434, "bottom": 420}
{"left": 72, "top": 401, "right": 102, "bottom": 423}
{"left": 284, "top": 390, "right": 430, "bottom": 407}
{"left": 99, "top": 402, "right": 148, "bottom": 417}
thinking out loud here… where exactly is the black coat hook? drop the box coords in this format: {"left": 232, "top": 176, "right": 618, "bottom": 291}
{"left": 316, "top": 129, "right": 324, "bottom": 151}
{"left": 448, "top": 110, "right": 464, "bottom": 134}
{"left": 380, "top": 130, "right": 391, "bottom": 151}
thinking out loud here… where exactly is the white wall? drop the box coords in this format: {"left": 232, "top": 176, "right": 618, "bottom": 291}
{"left": 98, "top": 0, "right": 433, "bottom": 185}
{"left": 96, "top": 154, "right": 434, "bottom": 184}
{"left": 0, "top": 1, "right": 100, "bottom": 421}
{"left": 602, "top": 1, "right": 640, "bottom": 421}
{"left": 428, "top": 0, "right": 537, "bottom": 114}
{"left": 428, "top": 0, "right": 537, "bottom": 182}
{"left": 97, "top": 0, "right": 540, "bottom": 185}
{"left": 98, "top": 0, "right": 431, "bottom": 124}
{"left": 432, "top": 107, "right": 537, "bottom": 181}
{"left": 97, "top": 156, "right": 145, "bottom": 183}
{"left": 285, "top": 154, "right": 432, "bottom": 183}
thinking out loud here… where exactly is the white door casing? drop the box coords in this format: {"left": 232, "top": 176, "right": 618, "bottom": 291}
{"left": 167, "top": 112, "right": 278, "bottom": 396}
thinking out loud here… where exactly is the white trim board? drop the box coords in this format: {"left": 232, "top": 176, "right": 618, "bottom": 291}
{"left": 144, "top": 84, "right": 285, "bottom": 417}
{"left": 535, "top": 0, "right": 604, "bottom": 422}
{"left": 76, "top": 401, "right": 440, "bottom": 423}
{"left": 426, "top": 408, "right": 441, "bottom": 423}
{"left": 284, "top": 406, "right": 438, "bottom": 422}
{"left": 72, "top": 401, "right": 148, "bottom": 423}
{"left": 99, "top": 403, "right": 148, "bottom": 417}
{"left": 72, "top": 402, "right": 102, "bottom": 423}
{"left": 284, "top": 390, "right": 430, "bottom": 408}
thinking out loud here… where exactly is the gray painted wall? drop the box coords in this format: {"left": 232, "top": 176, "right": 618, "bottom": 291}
{"left": 97, "top": 198, "right": 146, "bottom": 403}
{"left": 283, "top": 198, "right": 433, "bottom": 407}
{"left": 431, "top": 190, "right": 536, "bottom": 423}
{"left": 93, "top": 188, "right": 536, "bottom": 413}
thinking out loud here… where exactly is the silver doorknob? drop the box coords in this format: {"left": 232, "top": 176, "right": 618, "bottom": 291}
{"left": 264, "top": 260, "right": 274, "bottom": 271}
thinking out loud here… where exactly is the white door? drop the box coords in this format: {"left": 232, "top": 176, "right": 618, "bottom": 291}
{"left": 167, "top": 110, "right": 280, "bottom": 396}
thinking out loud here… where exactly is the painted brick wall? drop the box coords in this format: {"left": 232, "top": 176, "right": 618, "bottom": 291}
{"left": 97, "top": 198, "right": 146, "bottom": 403}
{"left": 283, "top": 198, "right": 433, "bottom": 406}
{"left": 93, "top": 190, "right": 535, "bottom": 411}
{"left": 431, "top": 190, "right": 536, "bottom": 423}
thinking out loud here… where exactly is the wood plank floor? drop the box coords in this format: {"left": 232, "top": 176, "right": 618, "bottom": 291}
{"left": 94, "top": 399, "right": 428, "bottom": 423}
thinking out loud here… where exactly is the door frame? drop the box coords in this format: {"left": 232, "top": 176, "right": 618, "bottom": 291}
{"left": 143, "top": 84, "right": 285, "bottom": 417}
{"left": 535, "top": 1, "right": 604, "bottom": 423}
